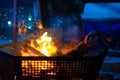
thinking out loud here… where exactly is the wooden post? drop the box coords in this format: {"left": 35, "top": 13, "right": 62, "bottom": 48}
{"left": 13, "top": 0, "right": 17, "bottom": 42}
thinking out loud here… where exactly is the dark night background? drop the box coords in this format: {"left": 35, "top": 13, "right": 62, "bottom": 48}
{"left": 0, "top": 0, "right": 120, "bottom": 79}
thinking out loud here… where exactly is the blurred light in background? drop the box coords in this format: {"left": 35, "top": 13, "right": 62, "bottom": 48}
{"left": 8, "top": 21, "right": 11, "bottom": 25}
{"left": 28, "top": 14, "right": 32, "bottom": 21}
{"left": 28, "top": 17, "right": 32, "bottom": 21}
{"left": 27, "top": 24, "right": 32, "bottom": 29}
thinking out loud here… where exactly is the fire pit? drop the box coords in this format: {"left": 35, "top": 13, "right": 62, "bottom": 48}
{"left": 0, "top": 40, "right": 107, "bottom": 80}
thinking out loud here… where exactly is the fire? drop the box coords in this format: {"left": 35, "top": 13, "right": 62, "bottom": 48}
{"left": 30, "top": 32, "right": 57, "bottom": 56}
{"left": 18, "top": 21, "right": 58, "bottom": 57}
{"left": 20, "top": 31, "right": 57, "bottom": 57}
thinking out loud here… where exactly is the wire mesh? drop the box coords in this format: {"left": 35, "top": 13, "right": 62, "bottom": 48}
{"left": 15, "top": 56, "right": 104, "bottom": 80}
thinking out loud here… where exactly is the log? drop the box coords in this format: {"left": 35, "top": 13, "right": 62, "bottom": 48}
{"left": 25, "top": 45, "right": 46, "bottom": 57}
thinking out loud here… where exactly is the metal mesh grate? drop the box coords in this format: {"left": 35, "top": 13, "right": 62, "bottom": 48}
{"left": 15, "top": 57, "right": 102, "bottom": 80}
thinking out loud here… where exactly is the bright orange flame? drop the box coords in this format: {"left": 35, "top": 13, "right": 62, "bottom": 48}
{"left": 30, "top": 32, "right": 57, "bottom": 56}
{"left": 19, "top": 21, "right": 57, "bottom": 57}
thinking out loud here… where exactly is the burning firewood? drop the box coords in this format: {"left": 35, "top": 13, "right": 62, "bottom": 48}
{"left": 25, "top": 45, "right": 46, "bottom": 56}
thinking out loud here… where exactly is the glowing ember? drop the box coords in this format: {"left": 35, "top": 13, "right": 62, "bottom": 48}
{"left": 36, "top": 22, "right": 43, "bottom": 29}
{"left": 20, "top": 47, "right": 30, "bottom": 56}
{"left": 21, "top": 60, "right": 54, "bottom": 78}
{"left": 18, "top": 20, "right": 27, "bottom": 36}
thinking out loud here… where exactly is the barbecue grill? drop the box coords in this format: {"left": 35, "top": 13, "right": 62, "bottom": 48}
{"left": 0, "top": 41, "right": 107, "bottom": 80}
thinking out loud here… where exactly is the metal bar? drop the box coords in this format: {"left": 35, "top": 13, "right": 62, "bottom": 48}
{"left": 13, "top": 0, "right": 17, "bottom": 42}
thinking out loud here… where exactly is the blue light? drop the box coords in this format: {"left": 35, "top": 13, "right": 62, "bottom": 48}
{"left": 8, "top": 21, "right": 11, "bottom": 25}
{"left": 28, "top": 25, "right": 32, "bottom": 29}
{"left": 28, "top": 18, "right": 32, "bottom": 21}
{"left": 28, "top": 26, "right": 31, "bottom": 29}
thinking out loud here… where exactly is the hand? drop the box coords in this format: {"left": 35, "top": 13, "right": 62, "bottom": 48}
{"left": 84, "top": 30, "right": 112, "bottom": 45}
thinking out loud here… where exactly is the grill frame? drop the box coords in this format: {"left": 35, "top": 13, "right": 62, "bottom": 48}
{"left": 0, "top": 42, "right": 107, "bottom": 80}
